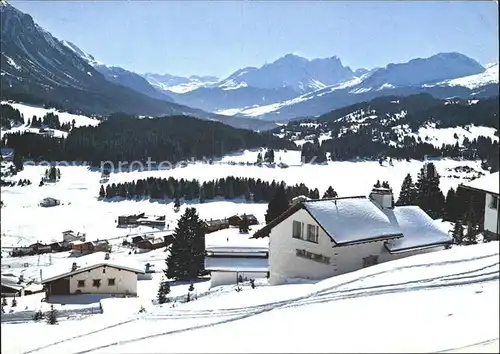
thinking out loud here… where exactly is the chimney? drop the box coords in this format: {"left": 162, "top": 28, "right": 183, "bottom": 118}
{"left": 369, "top": 187, "right": 393, "bottom": 209}
{"left": 71, "top": 262, "right": 78, "bottom": 271}
{"left": 104, "top": 252, "right": 110, "bottom": 260}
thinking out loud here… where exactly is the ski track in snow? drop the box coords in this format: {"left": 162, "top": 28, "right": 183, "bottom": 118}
{"left": 19, "top": 251, "right": 499, "bottom": 354}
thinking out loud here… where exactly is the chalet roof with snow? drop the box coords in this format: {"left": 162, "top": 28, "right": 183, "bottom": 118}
{"left": 253, "top": 196, "right": 451, "bottom": 252}
{"left": 460, "top": 172, "right": 499, "bottom": 196}
{"left": 41, "top": 252, "right": 144, "bottom": 284}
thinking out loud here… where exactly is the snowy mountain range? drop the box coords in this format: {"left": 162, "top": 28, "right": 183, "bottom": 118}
{"left": 221, "top": 55, "right": 498, "bottom": 121}
{"left": 147, "top": 52, "right": 497, "bottom": 121}
{"left": 0, "top": 3, "right": 277, "bottom": 130}
{"left": 142, "top": 73, "right": 219, "bottom": 94}
{"left": 1, "top": 2, "right": 498, "bottom": 127}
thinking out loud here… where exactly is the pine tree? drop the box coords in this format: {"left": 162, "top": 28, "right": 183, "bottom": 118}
{"left": 1, "top": 295, "right": 6, "bottom": 306}
{"left": 199, "top": 187, "right": 205, "bottom": 203}
{"left": 265, "top": 186, "right": 290, "bottom": 224}
{"left": 415, "top": 163, "right": 445, "bottom": 219}
{"left": 451, "top": 220, "right": 465, "bottom": 245}
{"left": 13, "top": 151, "right": 23, "bottom": 171}
{"left": 46, "top": 304, "right": 58, "bottom": 325}
{"left": 444, "top": 188, "right": 457, "bottom": 221}
{"left": 396, "top": 173, "right": 417, "bottom": 206}
{"left": 33, "top": 309, "right": 44, "bottom": 321}
{"left": 256, "top": 152, "right": 263, "bottom": 164}
{"left": 99, "top": 185, "right": 106, "bottom": 198}
{"left": 165, "top": 208, "right": 205, "bottom": 281}
{"left": 308, "top": 188, "right": 320, "bottom": 200}
{"left": 188, "top": 283, "right": 195, "bottom": 292}
{"left": 173, "top": 197, "right": 181, "bottom": 212}
{"left": 239, "top": 214, "right": 250, "bottom": 233}
{"left": 244, "top": 185, "right": 251, "bottom": 201}
{"left": 157, "top": 279, "right": 171, "bottom": 304}
{"left": 322, "top": 186, "right": 338, "bottom": 199}
{"left": 11, "top": 296, "right": 17, "bottom": 307}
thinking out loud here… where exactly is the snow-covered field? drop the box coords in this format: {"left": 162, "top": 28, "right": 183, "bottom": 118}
{"left": 1, "top": 242, "right": 498, "bottom": 354}
{"left": 0, "top": 149, "right": 489, "bottom": 247}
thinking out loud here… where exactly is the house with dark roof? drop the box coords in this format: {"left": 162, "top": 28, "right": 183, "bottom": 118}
{"left": 459, "top": 172, "right": 499, "bottom": 240}
{"left": 253, "top": 186, "right": 452, "bottom": 285}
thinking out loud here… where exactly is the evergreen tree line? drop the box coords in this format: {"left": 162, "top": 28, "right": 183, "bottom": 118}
{"left": 396, "top": 163, "right": 485, "bottom": 238}
{"left": 300, "top": 129, "right": 498, "bottom": 172}
{"left": 99, "top": 176, "right": 334, "bottom": 204}
{"left": 1, "top": 114, "right": 296, "bottom": 166}
{"left": 28, "top": 112, "right": 74, "bottom": 132}
{"left": 1, "top": 104, "right": 74, "bottom": 131}
{"left": 0, "top": 104, "right": 23, "bottom": 129}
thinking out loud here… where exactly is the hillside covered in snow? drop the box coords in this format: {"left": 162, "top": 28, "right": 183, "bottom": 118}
{"left": 274, "top": 94, "right": 499, "bottom": 172}
{"left": 1, "top": 240, "right": 498, "bottom": 353}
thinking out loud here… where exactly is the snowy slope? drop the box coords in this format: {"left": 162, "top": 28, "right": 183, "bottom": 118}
{"left": 1, "top": 102, "right": 100, "bottom": 127}
{"left": 1, "top": 242, "right": 498, "bottom": 353}
{"left": 435, "top": 63, "right": 499, "bottom": 89}
{"left": 0, "top": 102, "right": 100, "bottom": 139}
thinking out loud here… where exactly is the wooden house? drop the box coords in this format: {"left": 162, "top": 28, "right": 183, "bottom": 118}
{"left": 227, "top": 215, "right": 242, "bottom": 226}
{"left": 203, "top": 218, "right": 230, "bottom": 233}
{"left": 131, "top": 235, "right": 145, "bottom": 244}
{"left": 71, "top": 240, "right": 111, "bottom": 254}
{"left": 49, "top": 242, "right": 69, "bottom": 253}
{"left": 39, "top": 197, "right": 60, "bottom": 208}
{"left": 136, "top": 237, "right": 165, "bottom": 250}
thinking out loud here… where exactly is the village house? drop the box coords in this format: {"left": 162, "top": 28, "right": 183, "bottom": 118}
{"left": 253, "top": 187, "right": 452, "bottom": 285}
{"left": 41, "top": 252, "right": 144, "bottom": 297}
{"left": 117, "top": 213, "right": 166, "bottom": 228}
{"left": 227, "top": 214, "right": 259, "bottom": 227}
{"left": 28, "top": 242, "right": 52, "bottom": 255}
{"left": 39, "top": 197, "right": 60, "bottom": 208}
{"left": 71, "top": 240, "right": 111, "bottom": 254}
{"left": 62, "top": 230, "right": 86, "bottom": 243}
{"left": 136, "top": 237, "right": 166, "bottom": 250}
{"left": 459, "top": 172, "right": 499, "bottom": 240}
{"left": 1, "top": 275, "right": 44, "bottom": 297}
{"left": 49, "top": 242, "right": 70, "bottom": 253}
{"left": 202, "top": 218, "right": 230, "bottom": 233}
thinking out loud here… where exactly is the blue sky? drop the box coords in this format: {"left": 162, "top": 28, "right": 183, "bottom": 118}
{"left": 12, "top": 0, "right": 499, "bottom": 78}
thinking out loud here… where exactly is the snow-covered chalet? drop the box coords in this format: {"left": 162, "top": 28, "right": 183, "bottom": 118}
{"left": 253, "top": 186, "right": 452, "bottom": 285}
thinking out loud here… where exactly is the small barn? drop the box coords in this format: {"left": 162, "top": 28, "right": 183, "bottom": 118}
{"left": 39, "top": 197, "right": 60, "bottom": 208}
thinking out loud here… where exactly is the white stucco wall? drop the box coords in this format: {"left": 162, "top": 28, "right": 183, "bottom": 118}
{"left": 210, "top": 271, "right": 268, "bottom": 288}
{"left": 69, "top": 266, "right": 138, "bottom": 295}
{"left": 270, "top": 209, "right": 337, "bottom": 285}
{"left": 484, "top": 193, "right": 499, "bottom": 234}
{"left": 269, "top": 208, "right": 447, "bottom": 285}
